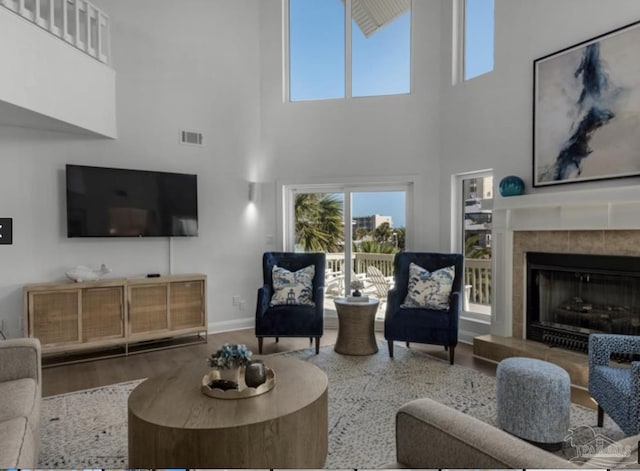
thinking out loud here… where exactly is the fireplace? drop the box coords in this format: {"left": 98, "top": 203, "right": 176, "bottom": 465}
{"left": 526, "top": 251, "right": 640, "bottom": 352}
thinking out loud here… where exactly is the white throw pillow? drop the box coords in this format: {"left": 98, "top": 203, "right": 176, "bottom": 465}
{"left": 270, "top": 264, "right": 316, "bottom": 307}
{"left": 401, "top": 262, "right": 455, "bottom": 310}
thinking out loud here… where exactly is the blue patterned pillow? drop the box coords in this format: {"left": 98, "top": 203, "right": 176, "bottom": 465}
{"left": 270, "top": 264, "right": 315, "bottom": 307}
{"left": 401, "top": 262, "right": 455, "bottom": 310}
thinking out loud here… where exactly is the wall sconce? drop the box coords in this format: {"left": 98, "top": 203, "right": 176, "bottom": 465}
{"left": 248, "top": 182, "right": 258, "bottom": 203}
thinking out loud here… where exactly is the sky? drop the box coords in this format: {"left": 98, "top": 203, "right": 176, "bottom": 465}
{"left": 465, "top": 0, "right": 495, "bottom": 80}
{"left": 289, "top": 0, "right": 411, "bottom": 100}
{"left": 290, "top": 0, "right": 494, "bottom": 228}
{"left": 289, "top": 0, "right": 494, "bottom": 98}
{"left": 330, "top": 191, "right": 406, "bottom": 228}
{"left": 352, "top": 191, "right": 406, "bottom": 227}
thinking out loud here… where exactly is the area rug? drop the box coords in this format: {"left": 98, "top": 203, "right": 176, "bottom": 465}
{"left": 39, "top": 344, "right": 625, "bottom": 468}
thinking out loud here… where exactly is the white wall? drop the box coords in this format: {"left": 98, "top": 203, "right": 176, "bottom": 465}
{"left": 258, "top": 0, "right": 445, "bottom": 251}
{"left": 0, "top": 7, "right": 117, "bottom": 137}
{"left": 438, "top": 0, "right": 640, "bottom": 339}
{"left": 0, "top": 0, "right": 263, "bottom": 337}
{"left": 5, "top": 0, "right": 640, "bottom": 341}
{"left": 438, "top": 0, "right": 640, "bottom": 249}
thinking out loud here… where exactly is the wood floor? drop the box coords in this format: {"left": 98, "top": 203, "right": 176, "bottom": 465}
{"left": 41, "top": 327, "right": 594, "bottom": 409}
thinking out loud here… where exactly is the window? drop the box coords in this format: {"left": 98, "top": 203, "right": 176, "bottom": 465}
{"left": 287, "top": 0, "right": 412, "bottom": 101}
{"left": 464, "top": 0, "right": 494, "bottom": 80}
{"left": 289, "top": 0, "right": 345, "bottom": 100}
{"left": 453, "top": 171, "right": 493, "bottom": 315}
{"left": 351, "top": 0, "right": 411, "bottom": 97}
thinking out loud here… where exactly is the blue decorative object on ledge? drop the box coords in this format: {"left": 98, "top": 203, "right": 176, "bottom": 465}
{"left": 499, "top": 176, "right": 525, "bottom": 197}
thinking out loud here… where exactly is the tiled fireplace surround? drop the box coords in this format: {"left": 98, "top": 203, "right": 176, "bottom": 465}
{"left": 473, "top": 184, "right": 640, "bottom": 387}
{"left": 510, "top": 229, "right": 640, "bottom": 339}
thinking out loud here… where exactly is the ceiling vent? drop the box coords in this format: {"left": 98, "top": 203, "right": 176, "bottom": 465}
{"left": 180, "top": 130, "right": 204, "bottom": 146}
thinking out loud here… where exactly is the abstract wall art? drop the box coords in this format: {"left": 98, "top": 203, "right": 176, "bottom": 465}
{"left": 533, "top": 20, "right": 640, "bottom": 187}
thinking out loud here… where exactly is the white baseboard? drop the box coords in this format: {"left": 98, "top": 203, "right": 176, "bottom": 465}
{"left": 458, "top": 329, "right": 475, "bottom": 345}
{"left": 207, "top": 317, "right": 254, "bottom": 334}
{"left": 208, "top": 316, "right": 339, "bottom": 334}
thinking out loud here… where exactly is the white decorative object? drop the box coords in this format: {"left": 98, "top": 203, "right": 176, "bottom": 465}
{"left": 65, "top": 264, "right": 111, "bottom": 282}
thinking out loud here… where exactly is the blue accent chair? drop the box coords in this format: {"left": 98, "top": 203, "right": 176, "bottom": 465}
{"left": 588, "top": 333, "right": 640, "bottom": 435}
{"left": 384, "top": 252, "right": 464, "bottom": 364}
{"left": 256, "top": 252, "right": 325, "bottom": 354}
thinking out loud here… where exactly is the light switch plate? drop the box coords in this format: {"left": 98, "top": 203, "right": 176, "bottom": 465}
{"left": 0, "top": 218, "right": 12, "bottom": 244}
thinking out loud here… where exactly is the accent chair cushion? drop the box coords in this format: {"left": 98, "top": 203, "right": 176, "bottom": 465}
{"left": 270, "top": 264, "right": 316, "bottom": 307}
{"left": 401, "top": 263, "right": 455, "bottom": 310}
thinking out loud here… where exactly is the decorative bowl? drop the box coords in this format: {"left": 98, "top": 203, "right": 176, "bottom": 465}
{"left": 201, "top": 367, "right": 276, "bottom": 399}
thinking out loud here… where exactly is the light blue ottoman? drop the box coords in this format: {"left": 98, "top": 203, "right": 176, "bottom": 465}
{"left": 496, "top": 357, "right": 570, "bottom": 450}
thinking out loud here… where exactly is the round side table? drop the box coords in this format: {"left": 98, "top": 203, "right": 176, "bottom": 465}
{"left": 333, "top": 297, "right": 379, "bottom": 355}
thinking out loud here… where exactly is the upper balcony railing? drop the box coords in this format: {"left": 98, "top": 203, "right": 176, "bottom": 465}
{"left": 2, "top": 0, "right": 110, "bottom": 64}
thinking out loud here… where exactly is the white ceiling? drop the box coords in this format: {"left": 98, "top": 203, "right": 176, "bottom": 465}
{"left": 0, "top": 99, "right": 104, "bottom": 137}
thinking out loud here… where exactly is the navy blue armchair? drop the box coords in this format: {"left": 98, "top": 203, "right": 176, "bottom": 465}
{"left": 256, "top": 252, "right": 325, "bottom": 354}
{"left": 384, "top": 252, "right": 464, "bottom": 364}
{"left": 588, "top": 333, "right": 640, "bottom": 435}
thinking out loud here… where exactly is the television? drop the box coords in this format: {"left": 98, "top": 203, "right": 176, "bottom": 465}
{"left": 66, "top": 164, "right": 198, "bottom": 237}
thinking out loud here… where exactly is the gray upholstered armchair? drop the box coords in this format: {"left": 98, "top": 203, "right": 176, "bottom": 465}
{"left": 255, "top": 252, "right": 325, "bottom": 354}
{"left": 588, "top": 333, "right": 640, "bottom": 435}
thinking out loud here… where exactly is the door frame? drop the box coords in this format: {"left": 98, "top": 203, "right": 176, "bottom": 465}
{"left": 278, "top": 176, "right": 416, "bottom": 289}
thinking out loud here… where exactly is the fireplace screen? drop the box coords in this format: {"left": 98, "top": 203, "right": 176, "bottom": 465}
{"left": 527, "top": 252, "right": 640, "bottom": 351}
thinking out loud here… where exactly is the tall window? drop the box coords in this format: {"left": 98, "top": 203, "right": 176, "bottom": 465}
{"left": 289, "top": 0, "right": 345, "bottom": 100}
{"left": 454, "top": 171, "right": 493, "bottom": 315}
{"left": 464, "top": 0, "right": 494, "bottom": 80}
{"left": 351, "top": 1, "right": 411, "bottom": 97}
{"left": 288, "top": 0, "right": 412, "bottom": 101}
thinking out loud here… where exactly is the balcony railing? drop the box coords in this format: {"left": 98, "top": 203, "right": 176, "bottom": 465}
{"left": 464, "top": 258, "right": 491, "bottom": 305}
{"left": 326, "top": 252, "right": 492, "bottom": 306}
{"left": 2, "top": 0, "right": 110, "bottom": 64}
{"left": 326, "top": 252, "right": 395, "bottom": 278}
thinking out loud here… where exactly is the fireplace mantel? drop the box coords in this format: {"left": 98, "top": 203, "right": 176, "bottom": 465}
{"left": 491, "top": 184, "right": 640, "bottom": 338}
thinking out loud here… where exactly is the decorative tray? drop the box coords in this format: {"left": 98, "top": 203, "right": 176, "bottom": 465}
{"left": 201, "top": 367, "right": 276, "bottom": 399}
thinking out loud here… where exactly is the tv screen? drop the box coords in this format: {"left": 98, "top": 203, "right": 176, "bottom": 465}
{"left": 66, "top": 164, "right": 198, "bottom": 237}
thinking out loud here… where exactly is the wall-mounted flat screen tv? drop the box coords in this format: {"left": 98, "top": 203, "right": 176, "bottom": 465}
{"left": 66, "top": 164, "right": 198, "bottom": 237}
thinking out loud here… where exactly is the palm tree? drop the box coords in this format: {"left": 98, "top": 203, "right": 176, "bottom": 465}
{"left": 295, "top": 193, "right": 344, "bottom": 252}
{"left": 356, "top": 240, "right": 397, "bottom": 254}
{"left": 392, "top": 227, "right": 406, "bottom": 250}
{"left": 355, "top": 227, "right": 369, "bottom": 241}
{"left": 373, "top": 222, "right": 393, "bottom": 243}
{"left": 464, "top": 233, "right": 491, "bottom": 259}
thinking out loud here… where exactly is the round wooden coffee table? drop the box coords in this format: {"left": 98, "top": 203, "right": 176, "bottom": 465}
{"left": 334, "top": 297, "right": 380, "bottom": 355}
{"left": 128, "top": 355, "right": 328, "bottom": 468}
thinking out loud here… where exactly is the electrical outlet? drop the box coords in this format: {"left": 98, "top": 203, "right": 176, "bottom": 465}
{"left": 238, "top": 300, "right": 246, "bottom": 311}
{"left": 232, "top": 295, "right": 241, "bottom": 307}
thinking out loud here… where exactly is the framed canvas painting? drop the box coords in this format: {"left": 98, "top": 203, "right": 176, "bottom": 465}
{"left": 533, "top": 20, "right": 640, "bottom": 187}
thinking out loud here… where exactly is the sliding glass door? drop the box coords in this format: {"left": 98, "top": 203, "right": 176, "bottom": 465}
{"left": 286, "top": 184, "right": 410, "bottom": 319}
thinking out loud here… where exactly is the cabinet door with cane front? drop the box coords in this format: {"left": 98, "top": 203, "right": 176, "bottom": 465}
{"left": 82, "top": 286, "right": 125, "bottom": 342}
{"left": 169, "top": 280, "right": 205, "bottom": 330}
{"left": 28, "top": 289, "right": 81, "bottom": 348}
{"left": 128, "top": 283, "right": 169, "bottom": 337}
